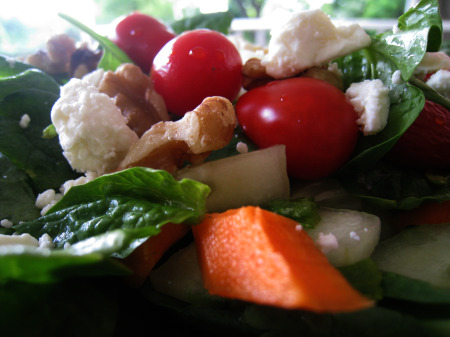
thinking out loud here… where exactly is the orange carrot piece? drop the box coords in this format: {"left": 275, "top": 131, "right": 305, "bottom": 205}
{"left": 122, "top": 222, "right": 190, "bottom": 287}
{"left": 392, "top": 200, "right": 450, "bottom": 229}
{"left": 192, "top": 206, "right": 373, "bottom": 312}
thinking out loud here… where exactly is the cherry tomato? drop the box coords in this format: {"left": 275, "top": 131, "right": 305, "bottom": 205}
{"left": 152, "top": 29, "right": 242, "bottom": 116}
{"left": 235, "top": 77, "right": 359, "bottom": 180}
{"left": 386, "top": 100, "right": 450, "bottom": 169}
{"left": 112, "top": 12, "right": 176, "bottom": 73}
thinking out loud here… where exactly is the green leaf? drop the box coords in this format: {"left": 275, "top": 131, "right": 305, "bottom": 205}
{"left": 261, "top": 197, "right": 321, "bottom": 228}
{"left": 336, "top": 0, "right": 443, "bottom": 175}
{"left": 0, "top": 78, "right": 79, "bottom": 193}
{"left": 0, "top": 154, "right": 40, "bottom": 224}
{"left": 338, "top": 259, "right": 384, "bottom": 301}
{"left": 14, "top": 168, "right": 210, "bottom": 258}
{"left": 170, "top": 12, "right": 233, "bottom": 35}
{"left": 58, "top": 13, "right": 133, "bottom": 71}
{"left": 0, "top": 244, "right": 130, "bottom": 284}
{"left": 0, "top": 56, "right": 34, "bottom": 78}
{"left": 381, "top": 272, "right": 450, "bottom": 304}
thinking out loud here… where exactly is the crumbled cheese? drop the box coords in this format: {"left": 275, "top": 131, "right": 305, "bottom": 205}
{"left": 349, "top": 231, "right": 360, "bottom": 241}
{"left": 35, "top": 171, "right": 98, "bottom": 215}
{"left": 38, "top": 233, "right": 55, "bottom": 249}
{"left": 236, "top": 141, "right": 249, "bottom": 154}
{"left": 0, "top": 233, "right": 39, "bottom": 247}
{"left": 315, "top": 232, "right": 339, "bottom": 254}
{"left": 51, "top": 69, "right": 139, "bottom": 175}
{"left": 391, "top": 70, "right": 403, "bottom": 85}
{"left": 261, "top": 9, "right": 371, "bottom": 79}
{"left": 426, "top": 69, "right": 450, "bottom": 99}
{"left": 35, "top": 189, "right": 63, "bottom": 215}
{"left": 0, "top": 219, "right": 13, "bottom": 228}
{"left": 19, "top": 114, "right": 31, "bottom": 128}
{"left": 345, "top": 79, "right": 390, "bottom": 136}
{"left": 61, "top": 171, "right": 98, "bottom": 194}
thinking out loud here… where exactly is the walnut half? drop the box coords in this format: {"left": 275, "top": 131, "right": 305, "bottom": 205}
{"left": 99, "top": 63, "right": 170, "bottom": 138}
{"left": 117, "top": 96, "right": 237, "bottom": 173}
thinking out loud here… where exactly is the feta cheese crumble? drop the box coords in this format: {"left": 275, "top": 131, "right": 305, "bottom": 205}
{"left": 0, "top": 219, "right": 13, "bottom": 228}
{"left": 345, "top": 79, "right": 390, "bottom": 136}
{"left": 261, "top": 9, "right": 371, "bottom": 79}
{"left": 19, "top": 114, "right": 31, "bottom": 128}
{"left": 315, "top": 232, "right": 339, "bottom": 254}
{"left": 51, "top": 69, "right": 139, "bottom": 175}
{"left": 426, "top": 69, "right": 450, "bottom": 99}
{"left": 236, "top": 141, "right": 249, "bottom": 154}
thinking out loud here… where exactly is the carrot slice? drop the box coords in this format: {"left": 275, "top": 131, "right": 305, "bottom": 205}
{"left": 192, "top": 206, "right": 373, "bottom": 312}
{"left": 122, "top": 222, "right": 190, "bottom": 287}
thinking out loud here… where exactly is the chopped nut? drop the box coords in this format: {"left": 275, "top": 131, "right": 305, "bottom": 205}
{"left": 26, "top": 34, "right": 76, "bottom": 75}
{"left": 98, "top": 63, "right": 170, "bottom": 137}
{"left": 299, "top": 67, "right": 344, "bottom": 91}
{"left": 70, "top": 44, "right": 103, "bottom": 78}
{"left": 117, "top": 96, "right": 237, "bottom": 173}
{"left": 242, "top": 58, "right": 274, "bottom": 90}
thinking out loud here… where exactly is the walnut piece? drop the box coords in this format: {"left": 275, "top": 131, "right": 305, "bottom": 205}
{"left": 98, "top": 63, "right": 170, "bottom": 138}
{"left": 117, "top": 96, "right": 237, "bottom": 173}
{"left": 242, "top": 58, "right": 274, "bottom": 90}
{"left": 26, "top": 34, "right": 76, "bottom": 75}
{"left": 299, "top": 67, "right": 344, "bottom": 91}
{"left": 26, "top": 34, "right": 102, "bottom": 78}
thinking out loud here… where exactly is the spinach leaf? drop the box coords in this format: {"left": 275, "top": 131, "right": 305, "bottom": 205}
{"left": 0, "top": 63, "right": 79, "bottom": 193}
{"left": 58, "top": 13, "right": 133, "bottom": 71}
{"left": 0, "top": 154, "right": 40, "bottom": 224}
{"left": 337, "top": 0, "right": 445, "bottom": 179}
{"left": 170, "top": 11, "right": 234, "bottom": 35}
{"left": 261, "top": 197, "right": 321, "bottom": 229}
{"left": 0, "top": 241, "right": 130, "bottom": 284}
{"left": 14, "top": 168, "right": 210, "bottom": 257}
{"left": 381, "top": 272, "right": 450, "bottom": 304}
{"left": 0, "top": 56, "right": 33, "bottom": 78}
{"left": 341, "top": 162, "right": 450, "bottom": 210}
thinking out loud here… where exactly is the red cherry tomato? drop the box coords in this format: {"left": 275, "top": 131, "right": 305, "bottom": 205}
{"left": 235, "top": 77, "right": 359, "bottom": 180}
{"left": 386, "top": 100, "right": 450, "bottom": 169}
{"left": 151, "top": 29, "right": 242, "bottom": 116}
{"left": 112, "top": 12, "right": 176, "bottom": 73}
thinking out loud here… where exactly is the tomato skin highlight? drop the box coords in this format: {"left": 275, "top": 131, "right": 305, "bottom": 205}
{"left": 112, "top": 12, "right": 176, "bottom": 74}
{"left": 151, "top": 29, "right": 242, "bottom": 116}
{"left": 236, "top": 77, "right": 359, "bottom": 180}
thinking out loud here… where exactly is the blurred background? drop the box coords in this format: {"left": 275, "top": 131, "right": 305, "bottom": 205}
{"left": 0, "top": 0, "right": 448, "bottom": 57}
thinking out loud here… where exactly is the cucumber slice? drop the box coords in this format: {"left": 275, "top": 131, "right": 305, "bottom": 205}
{"left": 306, "top": 208, "right": 381, "bottom": 267}
{"left": 372, "top": 224, "right": 450, "bottom": 289}
{"left": 175, "top": 145, "right": 290, "bottom": 212}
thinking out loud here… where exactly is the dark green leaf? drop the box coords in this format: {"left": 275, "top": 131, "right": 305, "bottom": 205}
{"left": 0, "top": 87, "right": 79, "bottom": 192}
{"left": 381, "top": 272, "right": 450, "bottom": 304}
{"left": 14, "top": 168, "right": 210, "bottom": 257}
{"left": 339, "top": 259, "right": 383, "bottom": 301}
{"left": 0, "top": 154, "right": 40, "bottom": 224}
{"left": 261, "top": 197, "right": 321, "bottom": 228}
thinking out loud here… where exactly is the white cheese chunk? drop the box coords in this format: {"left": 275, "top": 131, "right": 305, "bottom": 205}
{"left": 0, "top": 233, "right": 39, "bottom": 247}
{"left": 345, "top": 79, "right": 390, "bottom": 136}
{"left": 261, "top": 9, "right": 371, "bottom": 79}
{"left": 51, "top": 69, "right": 138, "bottom": 175}
{"left": 426, "top": 69, "right": 450, "bottom": 99}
